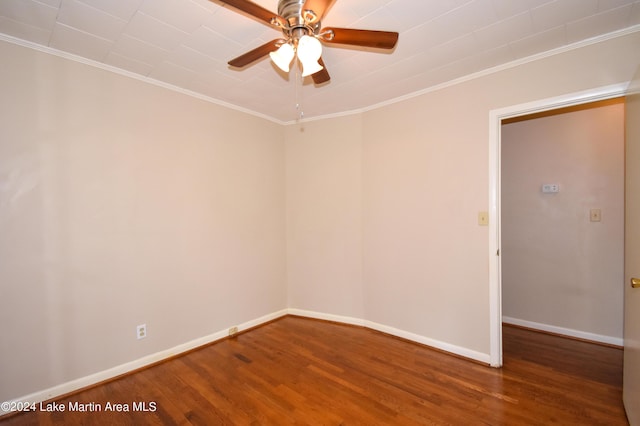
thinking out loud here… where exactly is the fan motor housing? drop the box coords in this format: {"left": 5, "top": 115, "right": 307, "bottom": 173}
{"left": 277, "top": 0, "right": 321, "bottom": 34}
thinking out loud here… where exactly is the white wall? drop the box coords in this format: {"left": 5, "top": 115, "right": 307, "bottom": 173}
{"left": 501, "top": 103, "right": 624, "bottom": 341}
{"left": 0, "top": 40, "right": 286, "bottom": 402}
{"left": 2, "top": 29, "right": 640, "bottom": 405}
{"left": 285, "top": 115, "right": 364, "bottom": 319}
{"left": 286, "top": 31, "right": 640, "bottom": 357}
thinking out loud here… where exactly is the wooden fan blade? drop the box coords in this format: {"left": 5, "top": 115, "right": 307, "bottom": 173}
{"left": 312, "top": 57, "right": 330, "bottom": 84}
{"left": 228, "top": 39, "right": 284, "bottom": 68}
{"left": 214, "top": 0, "right": 285, "bottom": 27}
{"left": 301, "top": 0, "right": 336, "bottom": 22}
{"left": 322, "top": 27, "right": 399, "bottom": 49}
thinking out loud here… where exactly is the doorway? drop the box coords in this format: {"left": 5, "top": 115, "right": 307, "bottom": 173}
{"left": 500, "top": 99, "right": 624, "bottom": 346}
{"left": 488, "top": 84, "right": 628, "bottom": 367}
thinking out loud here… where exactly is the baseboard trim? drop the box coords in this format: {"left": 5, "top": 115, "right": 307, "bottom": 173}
{"left": 287, "top": 309, "right": 490, "bottom": 365}
{"left": 0, "top": 309, "right": 288, "bottom": 417}
{"left": 363, "top": 320, "right": 491, "bottom": 364}
{"left": 502, "top": 316, "right": 623, "bottom": 347}
{"left": 2, "top": 308, "right": 492, "bottom": 417}
{"left": 286, "top": 309, "right": 366, "bottom": 327}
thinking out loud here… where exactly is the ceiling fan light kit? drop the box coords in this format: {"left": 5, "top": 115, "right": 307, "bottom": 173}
{"left": 297, "top": 35, "right": 323, "bottom": 77}
{"left": 216, "top": 0, "right": 399, "bottom": 84}
{"left": 269, "top": 34, "right": 323, "bottom": 76}
{"left": 269, "top": 42, "right": 295, "bottom": 72}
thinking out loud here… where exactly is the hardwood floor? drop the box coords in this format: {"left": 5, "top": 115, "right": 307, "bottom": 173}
{"left": 1, "top": 316, "right": 627, "bottom": 425}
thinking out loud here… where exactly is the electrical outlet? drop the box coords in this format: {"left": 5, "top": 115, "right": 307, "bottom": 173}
{"left": 228, "top": 326, "right": 238, "bottom": 336}
{"left": 137, "top": 324, "right": 147, "bottom": 340}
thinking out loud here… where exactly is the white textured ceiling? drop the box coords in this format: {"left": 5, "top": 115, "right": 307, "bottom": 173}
{"left": 1, "top": 0, "right": 639, "bottom": 122}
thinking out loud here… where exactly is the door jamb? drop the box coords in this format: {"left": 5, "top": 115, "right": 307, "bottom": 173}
{"left": 488, "top": 83, "right": 628, "bottom": 367}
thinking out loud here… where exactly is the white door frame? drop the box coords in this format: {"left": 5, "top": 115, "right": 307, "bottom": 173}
{"left": 488, "top": 83, "right": 628, "bottom": 367}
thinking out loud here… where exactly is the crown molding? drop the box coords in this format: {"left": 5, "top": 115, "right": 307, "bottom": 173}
{"left": 0, "top": 33, "right": 286, "bottom": 125}
{"left": 283, "top": 24, "right": 640, "bottom": 125}
{"left": 2, "top": 23, "right": 639, "bottom": 126}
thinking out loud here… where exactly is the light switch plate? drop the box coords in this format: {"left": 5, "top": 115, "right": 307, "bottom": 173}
{"left": 542, "top": 183, "right": 559, "bottom": 193}
{"left": 590, "top": 209, "right": 601, "bottom": 222}
{"left": 478, "top": 211, "right": 489, "bottom": 226}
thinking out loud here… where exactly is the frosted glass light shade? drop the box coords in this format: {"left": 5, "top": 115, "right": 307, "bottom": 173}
{"left": 297, "top": 35, "right": 323, "bottom": 77}
{"left": 269, "top": 43, "right": 295, "bottom": 72}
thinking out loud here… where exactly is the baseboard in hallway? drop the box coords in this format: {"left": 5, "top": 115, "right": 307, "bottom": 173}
{"left": 502, "top": 316, "right": 623, "bottom": 348}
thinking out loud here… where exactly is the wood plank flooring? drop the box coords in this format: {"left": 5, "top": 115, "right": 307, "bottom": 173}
{"left": 0, "top": 316, "right": 627, "bottom": 425}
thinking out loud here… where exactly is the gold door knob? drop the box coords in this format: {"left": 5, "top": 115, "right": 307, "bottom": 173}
{"left": 632, "top": 278, "right": 640, "bottom": 288}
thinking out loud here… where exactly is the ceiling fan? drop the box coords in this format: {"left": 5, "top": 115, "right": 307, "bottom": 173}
{"left": 212, "top": 0, "right": 399, "bottom": 84}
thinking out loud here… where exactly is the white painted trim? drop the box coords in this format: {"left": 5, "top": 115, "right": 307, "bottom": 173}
{"left": 0, "top": 34, "right": 285, "bottom": 126}
{"left": 359, "top": 26, "right": 640, "bottom": 115}
{"left": 235, "top": 309, "right": 289, "bottom": 331}
{"left": 503, "top": 316, "right": 623, "bottom": 347}
{"left": 286, "top": 309, "right": 365, "bottom": 326}
{"left": 283, "top": 25, "right": 640, "bottom": 125}
{"left": 9, "top": 302, "right": 620, "bottom": 417}
{"left": 489, "top": 83, "right": 629, "bottom": 121}
{"left": 488, "top": 108, "right": 502, "bottom": 368}
{"left": 0, "top": 309, "right": 288, "bottom": 417}
{"left": 1, "top": 307, "right": 491, "bottom": 417}
{"left": 488, "top": 83, "right": 628, "bottom": 367}
{"left": 2, "top": 22, "right": 638, "bottom": 126}
{"left": 363, "top": 320, "right": 490, "bottom": 365}
{"left": 288, "top": 309, "right": 490, "bottom": 364}
{"left": 0, "top": 308, "right": 489, "bottom": 417}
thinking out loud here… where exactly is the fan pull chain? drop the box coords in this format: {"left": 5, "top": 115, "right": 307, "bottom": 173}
{"left": 294, "top": 65, "right": 304, "bottom": 121}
